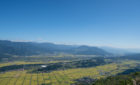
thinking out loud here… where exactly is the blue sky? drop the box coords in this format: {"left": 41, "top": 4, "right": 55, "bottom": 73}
{"left": 0, "top": 0, "right": 140, "bottom": 48}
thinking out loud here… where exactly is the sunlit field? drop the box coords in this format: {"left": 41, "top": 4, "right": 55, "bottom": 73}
{"left": 0, "top": 60, "right": 139, "bottom": 85}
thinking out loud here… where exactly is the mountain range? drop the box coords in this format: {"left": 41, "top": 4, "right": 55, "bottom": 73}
{"left": 101, "top": 46, "right": 140, "bottom": 55}
{"left": 0, "top": 40, "right": 110, "bottom": 58}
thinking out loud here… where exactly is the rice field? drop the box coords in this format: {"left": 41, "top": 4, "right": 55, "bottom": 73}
{"left": 0, "top": 60, "right": 139, "bottom": 85}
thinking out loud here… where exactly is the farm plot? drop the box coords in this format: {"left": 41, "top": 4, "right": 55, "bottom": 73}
{"left": 0, "top": 60, "right": 139, "bottom": 85}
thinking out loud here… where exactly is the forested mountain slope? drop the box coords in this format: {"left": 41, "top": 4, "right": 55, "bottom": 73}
{"left": 0, "top": 40, "right": 110, "bottom": 58}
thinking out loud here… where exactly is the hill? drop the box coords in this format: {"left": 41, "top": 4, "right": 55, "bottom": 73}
{"left": 0, "top": 40, "right": 110, "bottom": 58}
{"left": 93, "top": 71, "right": 140, "bottom": 85}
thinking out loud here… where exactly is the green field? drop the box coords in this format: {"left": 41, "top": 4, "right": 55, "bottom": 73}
{"left": 0, "top": 60, "right": 139, "bottom": 85}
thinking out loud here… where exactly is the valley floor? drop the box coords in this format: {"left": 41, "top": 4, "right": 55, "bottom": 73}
{"left": 0, "top": 60, "right": 139, "bottom": 85}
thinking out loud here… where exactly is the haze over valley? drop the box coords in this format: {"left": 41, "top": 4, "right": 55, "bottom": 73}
{"left": 0, "top": 0, "right": 140, "bottom": 85}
